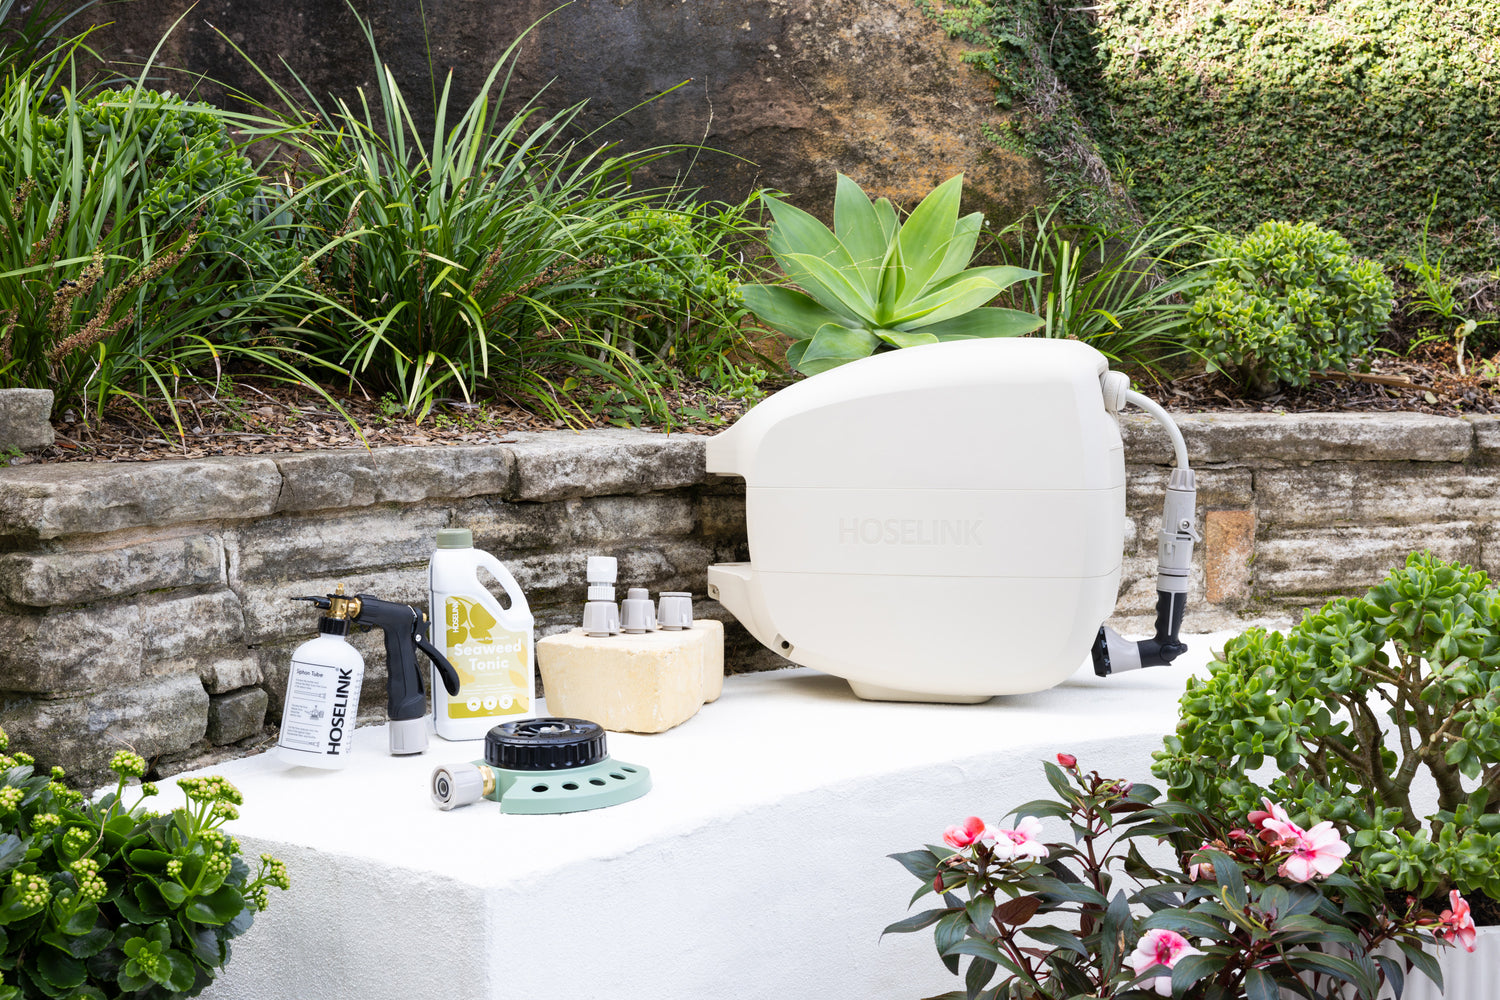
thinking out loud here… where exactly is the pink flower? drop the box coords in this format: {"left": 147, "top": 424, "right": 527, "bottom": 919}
{"left": 1187, "top": 843, "right": 1215, "bottom": 881}
{"left": 1276, "top": 821, "right": 1349, "bottom": 882}
{"left": 1056, "top": 753, "right": 1078, "bottom": 769}
{"left": 1256, "top": 799, "right": 1306, "bottom": 845}
{"left": 1128, "top": 928, "right": 1203, "bottom": 996}
{"left": 990, "top": 816, "right": 1048, "bottom": 861}
{"left": 1439, "top": 890, "right": 1477, "bottom": 953}
{"left": 942, "top": 816, "right": 990, "bottom": 850}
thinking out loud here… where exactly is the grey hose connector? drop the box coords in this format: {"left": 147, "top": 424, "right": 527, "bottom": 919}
{"left": 1092, "top": 387, "right": 1198, "bottom": 676}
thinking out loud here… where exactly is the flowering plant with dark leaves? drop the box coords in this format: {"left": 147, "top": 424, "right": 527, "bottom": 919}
{"left": 0, "top": 727, "right": 289, "bottom": 999}
{"left": 887, "top": 756, "right": 1467, "bottom": 1000}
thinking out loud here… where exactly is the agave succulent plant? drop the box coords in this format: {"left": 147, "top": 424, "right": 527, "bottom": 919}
{"left": 742, "top": 173, "right": 1042, "bottom": 374}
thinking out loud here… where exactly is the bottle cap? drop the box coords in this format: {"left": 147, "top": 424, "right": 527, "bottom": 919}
{"left": 582, "top": 601, "right": 618, "bottom": 637}
{"left": 586, "top": 555, "right": 618, "bottom": 584}
{"left": 657, "top": 592, "right": 693, "bottom": 630}
{"left": 317, "top": 616, "right": 352, "bottom": 636}
{"left": 436, "top": 528, "right": 473, "bottom": 549}
{"left": 620, "top": 591, "right": 656, "bottom": 633}
{"left": 587, "top": 584, "right": 615, "bottom": 602}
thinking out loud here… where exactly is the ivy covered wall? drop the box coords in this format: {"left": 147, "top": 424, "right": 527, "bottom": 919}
{"left": 924, "top": 0, "right": 1500, "bottom": 270}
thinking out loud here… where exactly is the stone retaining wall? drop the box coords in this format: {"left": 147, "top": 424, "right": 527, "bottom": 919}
{"left": 2, "top": 413, "right": 1496, "bottom": 784}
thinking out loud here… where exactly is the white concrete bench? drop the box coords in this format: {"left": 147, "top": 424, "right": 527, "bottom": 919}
{"left": 195, "top": 635, "right": 1239, "bottom": 1000}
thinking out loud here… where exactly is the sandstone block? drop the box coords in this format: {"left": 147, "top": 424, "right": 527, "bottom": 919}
{"left": 1465, "top": 415, "right": 1500, "bottom": 462}
{"left": 206, "top": 687, "right": 269, "bottom": 744}
{"left": 1204, "top": 510, "right": 1256, "bottom": 606}
{"left": 1255, "top": 523, "right": 1480, "bottom": 596}
{"left": 272, "top": 445, "right": 514, "bottom": 513}
{"left": 507, "top": 429, "right": 707, "bottom": 502}
{"left": 200, "top": 655, "right": 261, "bottom": 695}
{"left": 454, "top": 494, "right": 698, "bottom": 556}
{"left": 0, "top": 458, "right": 281, "bottom": 540}
{"left": 0, "top": 589, "right": 245, "bottom": 693}
{"left": 1256, "top": 463, "right": 1500, "bottom": 528}
{"left": 226, "top": 505, "right": 451, "bottom": 583}
{"left": 1125, "top": 467, "right": 1252, "bottom": 555}
{"left": 0, "top": 532, "right": 223, "bottom": 607}
{"left": 1120, "top": 412, "right": 1473, "bottom": 465}
{"left": 0, "top": 389, "right": 54, "bottom": 452}
{"left": 1, "top": 673, "right": 208, "bottom": 785}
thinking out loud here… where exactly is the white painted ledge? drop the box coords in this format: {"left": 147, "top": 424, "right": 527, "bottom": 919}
{"left": 189, "top": 633, "right": 1244, "bottom": 1000}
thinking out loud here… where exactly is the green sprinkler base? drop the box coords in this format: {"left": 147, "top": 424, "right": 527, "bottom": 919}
{"left": 476, "top": 756, "right": 651, "bottom": 814}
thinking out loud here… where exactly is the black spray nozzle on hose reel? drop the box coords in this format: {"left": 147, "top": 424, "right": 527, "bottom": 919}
{"left": 1092, "top": 384, "right": 1200, "bottom": 677}
{"left": 293, "top": 591, "right": 459, "bottom": 756}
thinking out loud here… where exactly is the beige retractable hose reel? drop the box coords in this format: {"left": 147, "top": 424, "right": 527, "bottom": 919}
{"left": 706, "top": 338, "right": 1197, "bottom": 703}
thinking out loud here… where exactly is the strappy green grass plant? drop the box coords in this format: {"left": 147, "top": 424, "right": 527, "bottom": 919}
{"left": 226, "top": 12, "right": 766, "bottom": 421}
{"left": 993, "top": 201, "right": 1216, "bottom": 376}
{"left": 0, "top": 45, "right": 347, "bottom": 436}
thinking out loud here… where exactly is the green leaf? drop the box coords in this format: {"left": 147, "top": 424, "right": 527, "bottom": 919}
{"left": 934, "top": 910, "right": 968, "bottom": 975}
{"left": 785, "top": 339, "right": 809, "bottom": 370}
{"left": 833, "top": 173, "right": 890, "bottom": 288}
{"left": 1141, "top": 909, "right": 1229, "bottom": 941}
{"left": 0, "top": 835, "right": 23, "bottom": 875}
{"left": 36, "top": 948, "right": 87, "bottom": 990}
{"left": 164, "top": 948, "right": 197, "bottom": 992}
{"left": 185, "top": 885, "right": 244, "bottom": 926}
{"left": 740, "top": 284, "right": 837, "bottom": 339}
{"left": 889, "top": 849, "right": 943, "bottom": 881}
{"left": 875, "top": 328, "right": 939, "bottom": 349}
{"left": 896, "top": 173, "right": 964, "bottom": 297}
{"left": 796, "top": 322, "right": 880, "bottom": 375}
{"left": 1019, "top": 925, "right": 1088, "bottom": 957}
{"left": 1100, "top": 890, "right": 1131, "bottom": 974}
{"left": 127, "top": 849, "right": 174, "bottom": 872}
{"left": 763, "top": 193, "right": 844, "bottom": 267}
{"left": 1169, "top": 953, "right": 1218, "bottom": 994}
{"left": 1243, "top": 968, "right": 1278, "bottom": 1000}
{"left": 781, "top": 251, "right": 877, "bottom": 321}
{"left": 934, "top": 212, "right": 984, "bottom": 285}
{"left": 883, "top": 908, "right": 950, "bottom": 937}
{"left": 58, "top": 901, "right": 98, "bottom": 936}
{"left": 1396, "top": 942, "right": 1442, "bottom": 993}
{"left": 890, "top": 274, "right": 1004, "bottom": 328}
{"left": 158, "top": 880, "right": 188, "bottom": 907}
{"left": 947, "top": 938, "right": 1004, "bottom": 962}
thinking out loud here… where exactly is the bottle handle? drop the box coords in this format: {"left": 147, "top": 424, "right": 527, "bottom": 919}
{"left": 472, "top": 550, "right": 531, "bottom": 617}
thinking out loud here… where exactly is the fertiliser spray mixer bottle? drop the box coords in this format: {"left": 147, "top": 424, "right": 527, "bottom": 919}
{"left": 282, "top": 586, "right": 461, "bottom": 759}
{"left": 429, "top": 528, "right": 536, "bottom": 741}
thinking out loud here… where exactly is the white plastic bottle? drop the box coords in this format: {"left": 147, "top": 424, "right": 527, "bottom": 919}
{"left": 428, "top": 527, "right": 536, "bottom": 740}
{"left": 277, "top": 613, "right": 365, "bottom": 768}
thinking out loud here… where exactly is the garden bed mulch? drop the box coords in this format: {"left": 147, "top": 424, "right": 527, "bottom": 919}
{"left": 9, "top": 345, "right": 1500, "bottom": 466}
{"left": 12, "top": 376, "right": 760, "bottom": 465}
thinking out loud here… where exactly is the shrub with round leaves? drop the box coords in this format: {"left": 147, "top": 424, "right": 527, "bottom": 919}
{"left": 1186, "top": 220, "right": 1394, "bottom": 397}
{"left": 0, "top": 728, "right": 288, "bottom": 1000}
{"left": 1153, "top": 552, "right": 1500, "bottom": 902}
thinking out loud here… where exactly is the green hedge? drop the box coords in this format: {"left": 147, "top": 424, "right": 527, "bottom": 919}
{"left": 1053, "top": 0, "right": 1500, "bottom": 270}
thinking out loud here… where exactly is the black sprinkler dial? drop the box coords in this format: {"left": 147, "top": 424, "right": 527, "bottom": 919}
{"left": 484, "top": 718, "right": 607, "bottom": 771}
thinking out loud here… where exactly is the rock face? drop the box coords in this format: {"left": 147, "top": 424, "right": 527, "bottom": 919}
{"left": 82, "top": 0, "right": 1046, "bottom": 222}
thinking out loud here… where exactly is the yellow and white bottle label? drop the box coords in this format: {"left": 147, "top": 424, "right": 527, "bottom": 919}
{"left": 443, "top": 595, "right": 530, "bottom": 719}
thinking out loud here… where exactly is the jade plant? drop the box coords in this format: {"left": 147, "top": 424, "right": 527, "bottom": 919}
{"left": 1154, "top": 552, "right": 1500, "bottom": 904}
{"left": 0, "top": 727, "right": 289, "bottom": 999}
{"left": 1186, "top": 221, "right": 1394, "bottom": 397}
{"left": 741, "top": 173, "right": 1042, "bottom": 375}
